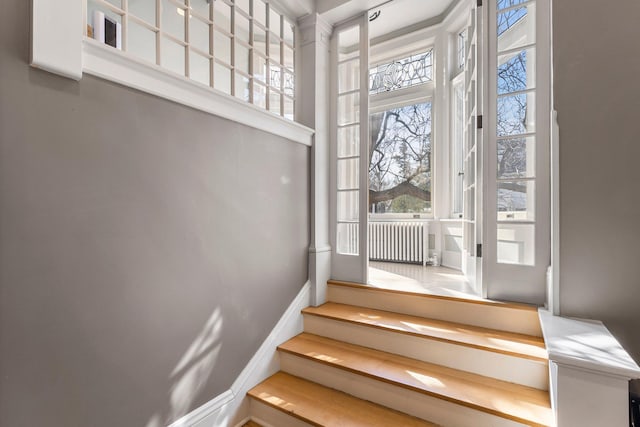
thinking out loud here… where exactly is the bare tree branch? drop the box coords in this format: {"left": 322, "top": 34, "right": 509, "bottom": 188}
{"left": 369, "top": 180, "right": 431, "bottom": 204}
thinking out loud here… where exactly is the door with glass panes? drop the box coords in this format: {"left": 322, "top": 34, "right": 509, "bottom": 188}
{"left": 462, "top": 0, "right": 484, "bottom": 296}
{"left": 484, "top": 0, "right": 550, "bottom": 304}
{"left": 330, "top": 15, "right": 369, "bottom": 283}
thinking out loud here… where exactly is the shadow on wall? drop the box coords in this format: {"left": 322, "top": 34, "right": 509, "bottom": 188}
{"left": 146, "top": 308, "right": 224, "bottom": 426}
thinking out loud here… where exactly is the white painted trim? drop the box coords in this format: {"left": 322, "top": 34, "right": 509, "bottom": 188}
{"left": 539, "top": 309, "right": 640, "bottom": 380}
{"left": 169, "top": 390, "right": 235, "bottom": 427}
{"left": 309, "top": 245, "right": 332, "bottom": 253}
{"left": 549, "top": 0, "right": 560, "bottom": 316}
{"left": 550, "top": 110, "right": 560, "bottom": 315}
{"left": 270, "top": 0, "right": 315, "bottom": 22}
{"left": 31, "top": 0, "right": 83, "bottom": 80}
{"left": 298, "top": 13, "right": 333, "bottom": 48}
{"left": 552, "top": 361, "right": 630, "bottom": 427}
{"left": 81, "top": 38, "right": 314, "bottom": 146}
{"left": 168, "top": 281, "right": 310, "bottom": 427}
{"left": 542, "top": 306, "right": 637, "bottom": 427}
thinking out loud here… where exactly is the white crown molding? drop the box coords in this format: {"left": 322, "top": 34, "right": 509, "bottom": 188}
{"left": 269, "top": 0, "right": 315, "bottom": 21}
{"left": 82, "top": 38, "right": 314, "bottom": 146}
{"left": 298, "top": 13, "right": 333, "bottom": 47}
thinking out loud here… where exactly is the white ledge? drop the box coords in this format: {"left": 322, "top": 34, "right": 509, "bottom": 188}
{"left": 82, "top": 38, "right": 314, "bottom": 146}
{"left": 539, "top": 309, "right": 640, "bottom": 379}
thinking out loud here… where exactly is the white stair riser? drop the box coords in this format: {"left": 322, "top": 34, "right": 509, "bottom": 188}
{"left": 249, "top": 400, "right": 313, "bottom": 427}
{"left": 279, "top": 352, "right": 529, "bottom": 427}
{"left": 327, "top": 285, "right": 542, "bottom": 337}
{"left": 303, "top": 315, "right": 549, "bottom": 390}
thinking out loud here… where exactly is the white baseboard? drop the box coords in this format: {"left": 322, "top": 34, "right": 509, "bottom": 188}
{"left": 168, "top": 390, "right": 235, "bottom": 427}
{"left": 168, "top": 281, "right": 310, "bottom": 427}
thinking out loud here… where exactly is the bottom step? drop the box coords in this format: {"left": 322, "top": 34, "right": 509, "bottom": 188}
{"left": 248, "top": 372, "right": 439, "bottom": 427}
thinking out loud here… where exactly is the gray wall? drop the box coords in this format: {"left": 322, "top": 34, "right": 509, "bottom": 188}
{"left": 554, "top": 0, "right": 640, "bottom": 379}
{"left": 0, "top": 1, "right": 309, "bottom": 426}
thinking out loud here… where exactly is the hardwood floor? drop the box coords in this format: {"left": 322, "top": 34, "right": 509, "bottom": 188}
{"left": 246, "top": 279, "right": 551, "bottom": 426}
{"left": 303, "top": 302, "right": 547, "bottom": 361}
{"left": 278, "top": 333, "right": 552, "bottom": 427}
{"left": 248, "top": 372, "right": 440, "bottom": 427}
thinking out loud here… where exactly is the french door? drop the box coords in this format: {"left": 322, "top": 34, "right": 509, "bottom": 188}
{"left": 484, "top": 0, "right": 550, "bottom": 304}
{"left": 329, "top": 14, "right": 370, "bottom": 283}
{"left": 462, "top": 1, "right": 484, "bottom": 296}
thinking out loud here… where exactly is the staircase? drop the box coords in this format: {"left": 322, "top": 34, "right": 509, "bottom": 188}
{"left": 245, "top": 280, "right": 553, "bottom": 427}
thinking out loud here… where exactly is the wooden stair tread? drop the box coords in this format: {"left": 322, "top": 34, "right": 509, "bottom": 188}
{"left": 303, "top": 302, "right": 548, "bottom": 362}
{"left": 328, "top": 279, "right": 539, "bottom": 311}
{"left": 248, "top": 372, "right": 440, "bottom": 427}
{"left": 279, "top": 333, "right": 552, "bottom": 427}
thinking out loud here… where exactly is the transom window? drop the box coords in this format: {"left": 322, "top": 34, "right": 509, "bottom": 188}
{"left": 369, "top": 49, "right": 433, "bottom": 95}
{"left": 86, "top": 0, "right": 296, "bottom": 120}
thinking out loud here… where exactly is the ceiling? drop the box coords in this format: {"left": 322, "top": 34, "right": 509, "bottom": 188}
{"left": 318, "top": 0, "right": 457, "bottom": 39}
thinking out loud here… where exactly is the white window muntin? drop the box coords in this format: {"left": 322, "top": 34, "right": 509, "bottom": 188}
{"left": 450, "top": 73, "right": 465, "bottom": 217}
{"left": 85, "top": 0, "right": 296, "bottom": 119}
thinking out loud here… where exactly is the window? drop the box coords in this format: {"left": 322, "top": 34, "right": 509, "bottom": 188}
{"left": 369, "top": 49, "right": 433, "bottom": 95}
{"left": 86, "top": 0, "right": 296, "bottom": 120}
{"left": 368, "top": 45, "right": 435, "bottom": 217}
{"left": 369, "top": 101, "right": 433, "bottom": 215}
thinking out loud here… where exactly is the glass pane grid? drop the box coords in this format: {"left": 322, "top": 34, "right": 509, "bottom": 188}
{"left": 338, "top": 124, "right": 360, "bottom": 158}
{"left": 336, "top": 24, "right": 362, "bottom": 256}
{"left": 190, "top": 1, "right": 212, "bottom": 21}
{"left": 498, "top": 47, "right": 536, "bottom": 95}
{"left": 337, "top": 222, "right": 359, "bottom": 255}
{"left": 495, "top": 0, "right": 537, "bottom": 265}
{"left": 497, "top": 0, "right": 535, "bottom": 12}
{"left": 234, "top": 3, "right": 251, "bottom": 18}
{"left": 497, "top": 2, "right": 536, "bottom": 52}
{"left": 87, "top": 0, "right": 296, "bottom": 120}
{"left": 128, "top": 1, "right": 156, "bottom": 27}
{"left": 497, "top": 92, "right": 536, "bottom": 137}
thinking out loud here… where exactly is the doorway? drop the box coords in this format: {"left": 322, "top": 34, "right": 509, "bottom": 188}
{"left": 329, "top": 0, "right": 551, "bottom": 305}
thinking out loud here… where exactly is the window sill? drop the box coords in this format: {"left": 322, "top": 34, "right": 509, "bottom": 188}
{"left": 82, "top": 38, "right": 313, "bottom": 146}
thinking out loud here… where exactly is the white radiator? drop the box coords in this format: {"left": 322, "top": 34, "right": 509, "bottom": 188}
{"left": 368, "top": 221, "right": 429, "bottom": 265}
